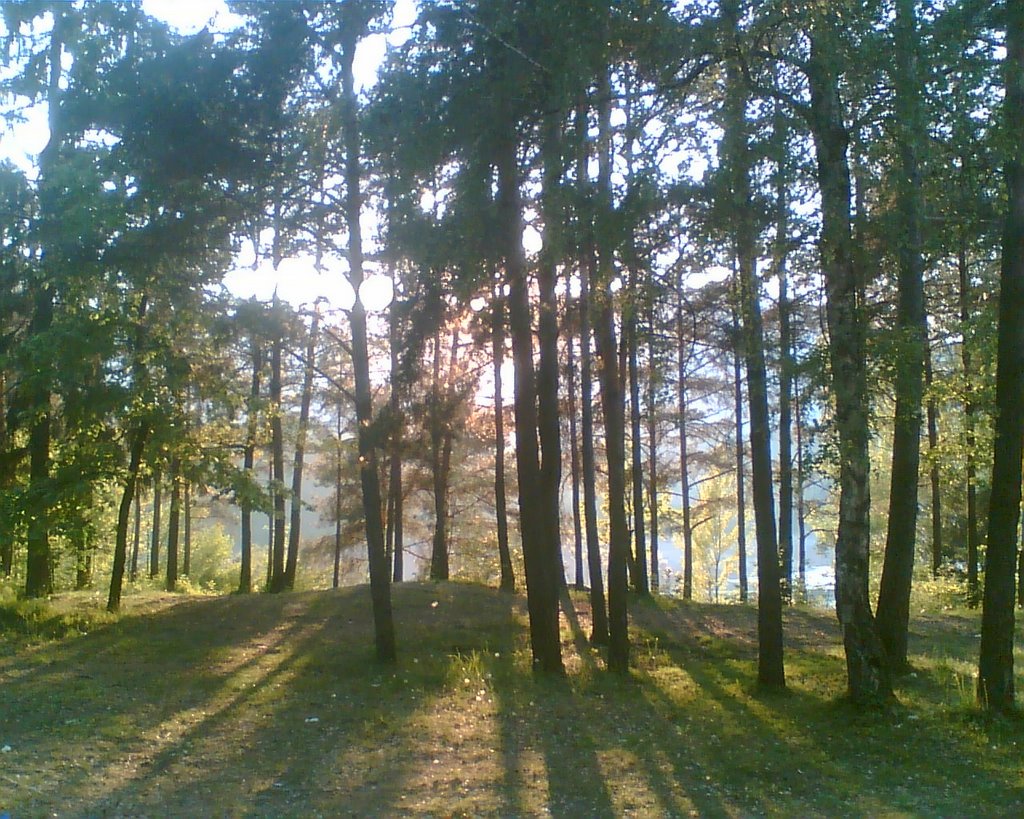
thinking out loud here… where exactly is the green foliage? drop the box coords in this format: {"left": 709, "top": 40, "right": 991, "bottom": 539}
{"left": 181, "top": 523, "right": 238, "bottom": 593}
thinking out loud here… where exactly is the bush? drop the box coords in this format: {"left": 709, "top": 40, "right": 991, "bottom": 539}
{"left": 183, "top": 524, "right": 238, "bottom": 592}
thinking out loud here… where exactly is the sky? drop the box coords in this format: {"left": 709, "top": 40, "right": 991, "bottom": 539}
{"left": 0, "top": 0, "right": 418, "bottom": 311}
{"left": 144, "top": 0, "right": 418, "bottom": 310}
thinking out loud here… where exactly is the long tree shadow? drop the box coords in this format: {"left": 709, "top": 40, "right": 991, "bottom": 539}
{"left": 635, "top": 599, "right": 1024, "bottom": 816}
{"left": 4, "top": 585, "right": 1022, "bottom": 817}
{"left": 70, "top": 581, "right": 528, "bottom": 817}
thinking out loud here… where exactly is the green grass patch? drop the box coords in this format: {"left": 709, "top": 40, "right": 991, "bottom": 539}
{"left": 1, "top": 582, "right": 1022, "bottom": 817}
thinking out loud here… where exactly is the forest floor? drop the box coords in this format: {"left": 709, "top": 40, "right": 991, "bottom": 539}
{"left": 0, "top": 581, "right": 1022, "bottom": 818}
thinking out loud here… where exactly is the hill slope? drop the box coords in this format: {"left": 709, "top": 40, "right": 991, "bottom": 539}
{"left": 1, "top": 582, "right": 1021, "bottom": 817}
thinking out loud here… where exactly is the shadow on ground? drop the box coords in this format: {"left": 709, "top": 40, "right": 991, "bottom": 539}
{"left": 1, "top": 583, "right": 1022, "bottom": 817}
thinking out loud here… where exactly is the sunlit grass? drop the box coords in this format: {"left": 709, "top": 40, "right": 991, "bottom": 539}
{"left": 1, "top": 582, "right": 1022, "bottom": 816}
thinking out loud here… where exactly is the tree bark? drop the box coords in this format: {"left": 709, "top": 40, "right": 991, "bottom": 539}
{"left": 25, "top": 285, "right": 54, "bottom": 598}
{"left": 165, "top": 457, "right": 181, "bottom": 593}
{"left": 732, "top": 306, "right": 748, "bottom": 603}
{"left": 567, "top": 307, "right": 585, "bottom": 590}
{"left": 492, "top": 288, "right": 515, "bottom": 592}
{"left": 149, "top": 467, "right": 162, "bottom": 579}
{"left": 183, "top": 481, "right": 191, "bottom": 578}
{"left": 677, "top": 287, "right": 695, "bottom": 601}
{"left": 626, "top": 302, "right": 650, "bottom": 596}
{"left": 430, "top": 328, "right": 457, "bottom": 581}
{"left": 285, "top": 307, "right": 320, "bottom": 590}
{"left": 647, "top": 334, "right": 660, "bottom": 592}
{"left": 0, "top": 372, "right": 11, "bottom": 579}
{"left": 334, "top": 392, "right": 344, "bottom": 589}
{"left": 576, "top": 101, "right": 609, "bottom": 645}
{"left": 341, "top": 26, "right": 396, "bottom": 662}
{"left": 924, "top": 348, "right": 943, "bottom": 579}
{"left": 498, "top": 132, "right": 563, "bottom": 674}
{"left": 108, "top": 425, "right": 148, "bottom": 612}
{"left": 239, "top": 342, "right": 261, "bottom": 593}
{"left": 795, "top": 374, "right": 808, "bottom": 599}
{"left": 806, "top": 24, "right": 894, "bottom": 705}
{"left": 773, "top": 96, "right": 795, "bottom": 605}
{"left": 722, "top": 19, "right": 785, "bottom": 686}
{"left": 130, "top": 485, "right": 142, "bottom": 583}
{"left": 388, "top": 293, "right": 405, "bottom": 584}
{"left": 959, "top": 240, "right": 981, "bottom": 608}
{"left": 977, "top": 2, "right": 1023, "bottom": 712}
{"left": 538, "top": 116, "right": 566, "bottom": 592}
{"left": 593, "top": 73, "right": 630, "bottom": 673}
{"left": 268, "top": 304, "right": 287, "bottom": 594}
{"left": 876, "top": 0, "right": 928, "bottom": 672}
{"left": 24, "top": 10, "right": 69, "bottom": 599}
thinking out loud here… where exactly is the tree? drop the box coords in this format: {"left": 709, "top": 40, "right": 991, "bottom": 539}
{"left": 285, "top": 303, "right": 321, "bottom": 590}
{"left": 677, "top": 284, "right": 696, "bottom": 602}
{"left": 804, "top": 13, "right": 894, "bottom": 705}
{"left": 875, "top": 0, "right": 930, "bottom": 673}
{"left": 266, "top": 296, "right": 288, "bottom": 593}
{"left": 721, "top": 0, "right": 784, "bottom": 689}
{"left": 236, "top": 300, "right": 267, "bottom": 594}
{"left": 338, "top": 6, "right": 397, "bottom": 662}
{"left": 576, "top": 103, "right": 609, "bottom": 646}
{"left": 977, "top": 0, "right": 1023, "bottom": 713}
{"left": 491, "top": 288, "right": 515, "bottom": 593}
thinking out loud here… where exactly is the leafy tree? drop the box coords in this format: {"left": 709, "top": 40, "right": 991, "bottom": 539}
{"left": 977, "top": 0, "right": 1023, "bottom": 713}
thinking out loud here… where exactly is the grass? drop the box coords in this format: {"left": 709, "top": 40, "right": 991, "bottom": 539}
{"left": 1, "top": 582, "right": 1022, "bottom": 817}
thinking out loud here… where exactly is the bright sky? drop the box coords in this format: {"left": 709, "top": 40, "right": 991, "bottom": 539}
{"left": 142, "top": 0, "right": 419, "bottom": 311}
{"left": 0, "top": 0, "right": 418, "bottom": 313}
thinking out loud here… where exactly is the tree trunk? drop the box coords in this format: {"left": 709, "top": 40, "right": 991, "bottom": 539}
{"left": 732, "top": 308, "right": 748, "bottom": 603}
{"left": 773, "top": 96, "right": 795, "bottom": 605}
{"left": 498, "top": 130, "right": 563, "bottom": 674}
{"left": 183, "top": 481, "right": 191, "bottom": 578}
{"left": 429, "top": 330, "right": 447, "bottom": 580}
{"left": 876, "top": 0, "right": 928, "bottom": 672}
{"left": 627, "top": 304, "right": 650, "bottom": 596}
{"left": 341, "top": 28, "right": 396, "bottom": 662}
{"left": 722, "top": 19, "right": 785, "bottom": 686}
{"left": 536, "top": 118, "right": 569, "bottom": 593}
{"left": 130, "top": 485, "right": 142, "bottom": 583}
{"left": 977, "top": 3, "right": 1023, "bottom": 712}
{"left": 567, "top": 308, "right": 585, "bottom": 591}
{"left": 24, "top": 13, "right": 68, "bottom": 600}
{"left": 677, "top": 288, "right": 695, "bottom": 601}
{"left": 388, "top": 296, "right": 405, "bottom": 585}
{"left": 108, "top": 425, "right": 148, "bottom": 612}
{"left": 593, "top": 73, "right": 630, "bottom": 673}
{"left": 285, "top": 307, "right": 320, "bottom": 590}
{"left": 239, "top": 343, "right": 261, "bottom": 594}
{"left": 165, "top": 458, "right": 181, "bottom": 593}
{"left": 25, "top": 285, "right": 54, "bottom": 599}
{"left": 150, "top": 468, "right": 162, "bottom": 579}
{"left": 538, "top": 117, "right": 566, "bottom": 593}
{"left": 647, "top": 337, "right": 660, "bottom": 592}
{"left": 430, "top": 328, "right": 458, "bottom": 581}
{"left": 577, "top": 101, "right": 609, "bottom": 645}
{"left": 806, "top": 25, "right": 894, "bottom": 705}
{"left": 0, "top": 372, "right": 11, "bottom": 579}
{"left": 266, "top": 459, "right": 274, "bottom": 589}
{"left": 268, "top": 305, "right": 287, "bottom": 594}
{"left": 925, "top": 349, "right": 943, "bottom": 579}
{"left": 959, "top": 240, "right": 981, "bottom": 608}
{"left": 492, "top": 289, "right": 515, "bottom": 593}
{"left": 795, "top": 374, "right": 808, "bottom": 600}
{"left": 334, "top": 394, "right": 344, "bottom": 589}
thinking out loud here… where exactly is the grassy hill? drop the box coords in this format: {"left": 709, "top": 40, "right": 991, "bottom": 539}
{"left": 1, "top": 582, "right": 1022, "bottom": 817}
